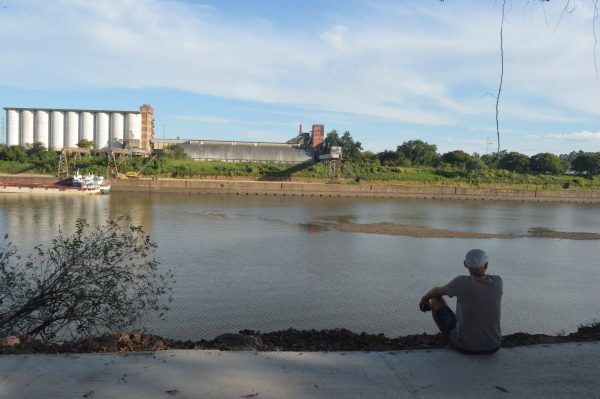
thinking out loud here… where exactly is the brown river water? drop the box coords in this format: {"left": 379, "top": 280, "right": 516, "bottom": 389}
{"left": 1, "top": 192, "right": 599, "bottom": 340}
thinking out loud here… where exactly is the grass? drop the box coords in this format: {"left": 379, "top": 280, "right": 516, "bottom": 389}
{"left": 1, "top": 158, "right": 599, "bottom": 191}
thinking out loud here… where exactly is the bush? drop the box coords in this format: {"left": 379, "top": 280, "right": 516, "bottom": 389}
{"left": 465, "top": 158, "right": 489, "bottom": 173}
{"left": 77, "top": 139, "right": 94, "bottom": 149}
{"left": 499, "top": 152, "right": 530, "bottom": 173}
{"left": 572, "top": 153, "right": 600, "bottom": 176}
{"left": 441, "top": 150, "right": 472, "bottom": 167}
{"left": 0, "top": 217, "right": 172, "bottom": 340}
{"left": 530, "top": 153, "right": 563, "bottom": 174}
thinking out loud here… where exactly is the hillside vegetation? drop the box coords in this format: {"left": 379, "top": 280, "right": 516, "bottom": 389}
{"left": 1, "top": 139, "right": 600, "bottom": 191}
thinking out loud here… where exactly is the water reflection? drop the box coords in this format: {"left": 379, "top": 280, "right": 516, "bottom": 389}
{"left": 1, "top": 192, "right": 599, "bottom": 340}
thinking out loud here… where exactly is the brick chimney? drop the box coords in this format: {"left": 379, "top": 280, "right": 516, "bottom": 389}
{"left": 311, "top": 124, "right": 324, "bottom": 154}
{"left": 140, "top": 104, "right": 154, "bottom": 154}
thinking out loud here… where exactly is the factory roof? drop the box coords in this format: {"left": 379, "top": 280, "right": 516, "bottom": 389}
{"left": 181, "top": 142, "right": 313, "bottom": 163}
{"left": 151, "top": 138, "right": 298, "bottom": 147}
{"left": 4, "top": 107, "right": 140, "bottom": 114}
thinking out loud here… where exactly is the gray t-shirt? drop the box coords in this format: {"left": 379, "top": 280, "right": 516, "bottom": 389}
{"left": 444, "top": 274, "right": 503, "bottom": 351}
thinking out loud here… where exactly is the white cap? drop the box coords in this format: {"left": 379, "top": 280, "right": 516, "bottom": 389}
{"left": 464, "top": 249, "right": 489, "bottom": 269}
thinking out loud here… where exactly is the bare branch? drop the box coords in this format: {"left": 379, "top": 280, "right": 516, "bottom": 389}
{"left": 0, "top": 217, "right": 173, "bottom": 340}
{"left": 496, "top": 0, "right": 507, "bottom": 157}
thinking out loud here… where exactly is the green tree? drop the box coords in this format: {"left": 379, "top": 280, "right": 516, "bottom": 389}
{"left": 323, "top": 130, "right": 341, "bottom": 154}
{"left": 0, "top": 217, "right": 173, "bottom": 340}
{"left": 571, "top": 153, "right": 600, "bottom": 176}
{"left": 26, "top": 142, "right": 47, "bottom": 158}
{"left": 77, "top": 139, "right": 94, "bottom": 149}
{"left": 5, "top": 145, "right": 28, "bottom": 162}
{"left": 162, "top": 144, "right": 190, "bottom": 160}
{"left": 397, "top": 140, "right": 438, "bottom": 166}
{"left": 465, "top": 157, "right": 489, "bottom": 173}
{"left": 0, "top": 145, "right": 8, "bottom": 161}
{"left": 377, "top": 150, "right": 401, "bottom": 166}
{"left": 498, "top": 152, "right": 530, "bottom": 173}
{"left": 530, "top": 153, "right": 563, "bottom": 174}
{"left": 441, "top": 150, "right": 472, "bottom": 167}
{"left": 360, "top": 151, "right": 378, "bottom": 163}
{"left": 339, "top": 131, "right": 363, "bottom": 161}
{"left": 559, "top": 150, "right": 584, "bottom": 171}
{"left": 323, "top": 130, "right": 363, "bottom": 161}
{"left": 481, "top": 150, "right": 507, "bottom": 169}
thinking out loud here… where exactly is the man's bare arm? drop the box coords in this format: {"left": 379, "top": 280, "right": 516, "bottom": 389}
{"left": 419, "top": 286, "right": 448, "bottom": 309}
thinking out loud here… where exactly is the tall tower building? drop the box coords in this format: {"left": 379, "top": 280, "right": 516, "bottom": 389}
{"left": 311, "top": 124, "right": 324, "bottom": 154}
{"left": 140, "top": 104, "right": 154, "bottom": 154}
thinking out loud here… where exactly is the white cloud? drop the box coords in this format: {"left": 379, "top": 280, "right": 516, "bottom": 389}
{"left": 320, "top": 25, "right": 349, "bottom": 51}
{"left": 506, "top": 130, "right": 600, "bottom": 155}
{"left": 548, "top": 131, "right": 600, "bottom": 143}
{"left": 0, "top": 0, "right": 599, "bottom": 147}
{"left": 175, "top": 115, "right": 232, "bottom": 124}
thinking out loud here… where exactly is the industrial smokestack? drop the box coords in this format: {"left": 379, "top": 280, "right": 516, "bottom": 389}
{"left": 311, "top": 124, "right": 324, "bottom": 154}
{"left": 299, "top": 124, "right": 303, "bottom": 135}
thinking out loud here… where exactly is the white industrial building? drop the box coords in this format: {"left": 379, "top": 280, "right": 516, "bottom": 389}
{"left": 4, "top": 107, "right": 143, "bottom": 150}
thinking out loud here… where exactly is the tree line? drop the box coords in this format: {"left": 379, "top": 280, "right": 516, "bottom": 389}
{"left": 1, "top": 134, "right": 599, "bottom": 176}
{"left": 322, "top": 130, "right": 600, "bottom": 176}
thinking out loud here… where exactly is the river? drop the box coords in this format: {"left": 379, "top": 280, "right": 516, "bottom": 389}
{"left": 1, "top": 192, "right": 599, "bottom": 340}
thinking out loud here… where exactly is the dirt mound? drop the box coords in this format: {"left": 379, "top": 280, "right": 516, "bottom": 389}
{"left": 333, "top": 222, "right": 515, "bottom": 239}
{"left": 0, "top": 332, "right": 166, "bottom": 355}
{"left": 2, "top": 323, "right": 598, "bottom": 354}
{"left": 328, "top": 222, "right": 600, "bottom": 240}
{"left": 528, "top": 227, "right": 600, "bottom": 240}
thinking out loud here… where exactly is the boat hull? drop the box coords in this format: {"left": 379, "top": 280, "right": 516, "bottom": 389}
{"left": 1, "top": 182, "right": 102, "bottom": 195}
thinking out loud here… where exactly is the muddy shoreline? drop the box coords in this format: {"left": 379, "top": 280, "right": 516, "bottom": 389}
{"left": 2, "top": 324, "right": 599, "bottom": 354}
{"left": 329, "top": 222, "right": 600, "bottom": 240}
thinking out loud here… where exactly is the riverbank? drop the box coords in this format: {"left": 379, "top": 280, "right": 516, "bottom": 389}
{"left": 2, "top": 322, "right": 598, "bottom": 354}
{"left": 2, "top": 174, "right": 600, "bottom": 203}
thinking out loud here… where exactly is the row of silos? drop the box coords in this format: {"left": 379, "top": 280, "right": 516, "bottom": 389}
{"left": 5, "top": 108, "right": 142, "bottom": 150}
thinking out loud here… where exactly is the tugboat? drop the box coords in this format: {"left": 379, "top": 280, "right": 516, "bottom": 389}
{"left": 1, "top": 171, "right": 111, "bottom": 195}
{"left": 72, "top": 171, "right": 112, "bottom": 194}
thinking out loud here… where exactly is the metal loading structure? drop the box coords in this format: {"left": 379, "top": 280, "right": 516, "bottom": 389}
{"left": 57, "top": 148, "right": 90, "bottom": 179}
{"left": 319, "top": 146, "right": 359, "bottom": 182}
{"left": 326, "top": 158, "right": 358, "bottom": 181}
{"left": 99, "top": 148, "right": 132, "bottom": 178}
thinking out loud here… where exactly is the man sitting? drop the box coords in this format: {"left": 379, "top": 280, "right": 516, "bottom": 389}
{"left": 419, "top": 249, "right": 503, "bottom": 354}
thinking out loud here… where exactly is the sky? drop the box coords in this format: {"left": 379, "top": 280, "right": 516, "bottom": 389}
{"left": 0, "top": 0, "right": 599, "bottom": 155}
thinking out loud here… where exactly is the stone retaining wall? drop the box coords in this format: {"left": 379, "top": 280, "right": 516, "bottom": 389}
{"left": 1, "top": 175, "right": 599, "bottom": 202}
{"left": 109, "top": 178, "right": 600, "bottom": 203}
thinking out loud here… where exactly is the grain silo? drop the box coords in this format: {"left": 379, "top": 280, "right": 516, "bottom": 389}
{"left": 50, "top": 111, "right": 65, "bottom": 150}
{"left": 4, "top": 105, "right": 152, "bottom": 152}
{"left": 110, "top": 112, "right": 124, "bottom": 143}
{"left": 125, "top": 113, "right": 141, "bottom": 140}
{"left": 20, "top": 110, "right": 34, "bottom": 145}
{"left": 95, "top": 112, "right": 110, "bottom": 149}
{"left": 6, "top": 109, "right": 20, "bottom": 146}
{"left": 65, "top": 111, "right": 79, "bottom": 148}
{"left": 79, "top": 111, "right": 94, "bottom": 143}
{"left": 34, "top": 110, "right": 49, "bottom": 148}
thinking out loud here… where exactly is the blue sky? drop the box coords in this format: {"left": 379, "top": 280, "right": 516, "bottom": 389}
{"left": 1, "top": 0, "right": 599, "bottom": 155}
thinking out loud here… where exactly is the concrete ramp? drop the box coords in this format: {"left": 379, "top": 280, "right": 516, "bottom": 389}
{"left": 0, "top": 342, "right": 598, "bottom": 398}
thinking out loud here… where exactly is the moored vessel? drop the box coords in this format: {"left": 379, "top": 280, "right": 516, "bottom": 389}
{"left": 1, "top": 171, "right": 111, "bottom": 195}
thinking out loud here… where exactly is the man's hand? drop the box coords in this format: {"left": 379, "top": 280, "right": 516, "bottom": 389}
{"left": 419, "top": 297, "right": 431, "bottom": 312}
{"left": 419, "top": 286, "right": 447, "bottom": 313}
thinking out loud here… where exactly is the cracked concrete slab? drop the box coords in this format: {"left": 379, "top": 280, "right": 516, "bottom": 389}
{"left": 0, "top": 342, "right": 598, "bottom": 398}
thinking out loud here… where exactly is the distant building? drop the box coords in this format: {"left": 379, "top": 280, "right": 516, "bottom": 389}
{"left": 151, "top": 124, "right": 325, "bottom": 164}
{"left": 3, "top": 104, "right": 154, "bottom": 153}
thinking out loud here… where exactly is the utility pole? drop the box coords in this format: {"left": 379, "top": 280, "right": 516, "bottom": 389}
{"left": 485, "top": 136, "right": 493, "bottom": 155}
